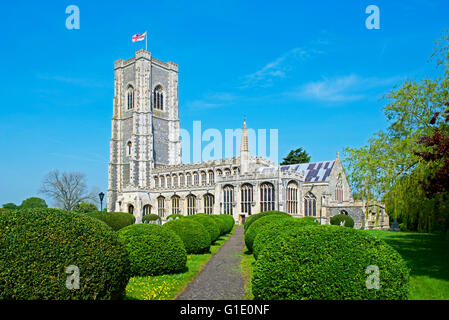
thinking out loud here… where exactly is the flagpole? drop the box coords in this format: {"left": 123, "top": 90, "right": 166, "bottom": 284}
{"left": 145, "top": 31, "right": 147, "bottom": 51}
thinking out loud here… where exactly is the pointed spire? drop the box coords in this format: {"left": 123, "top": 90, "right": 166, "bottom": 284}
{"left": 240, "top": 119, "right": 250, "bottom": 174}
{"left": 241, "top": 120, "right": 249, "bottom": 153}
{"left": 336, "top": 151, "right": 340, "bottom": 160}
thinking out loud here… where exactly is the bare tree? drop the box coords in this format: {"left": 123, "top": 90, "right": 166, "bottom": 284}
{"left": 39, "top": 170, "right": 98, "bottom": 211}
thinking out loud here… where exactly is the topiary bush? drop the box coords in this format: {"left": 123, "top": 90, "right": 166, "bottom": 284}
{"left": 142, "top": 214, "right": 161, "bottom": 224}
{"left": 185, "top": 214, "right": 221, "bottom": 243}
{"left": 118, "top": 224, "right": 186, "bottom": 276}
{"left": 210, "top": 215, "right": 227, "bottom": 236}
{"left": 252, "top": 225, "right": 410, "bottom": 300}
{"left": 164, "top": 218, "right": 211, "bottom": 254}
{"left": 253, "top": 217, "right": 319, "bottom": 259}
{"left": 244, "top": 210, "right": 290, "bottom": 232}
{"left": 330, "top": 214, "right": 355, "bottom": 228}
{"left": 218, "top": 214, "right": 235, "bottom": 234}
{"left": 0, "top": 208, "right": 131, "bottom": 299}
{"left": 245, "top": 214, "right": 292, "bottom": 252}
{"left": 86, "top": 211, "right": 135, "bottom": 231}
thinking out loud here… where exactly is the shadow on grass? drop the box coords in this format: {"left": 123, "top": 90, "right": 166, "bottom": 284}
{"left": 368, "top": 231, "right": 449, "bottom": 282}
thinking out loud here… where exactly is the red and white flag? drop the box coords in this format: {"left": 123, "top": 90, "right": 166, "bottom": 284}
{"left": 132, "top": 32, "right": 146, "bottom": 42}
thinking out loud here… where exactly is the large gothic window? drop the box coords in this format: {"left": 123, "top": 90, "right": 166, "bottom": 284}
{"left": 203, "top": 193, "right": 214, "bottom": 214}
{"left": 223, "top": 185, "right": 234, "bottom": 215}
{"left": 127, "top": 85, "right": 134, "bottom": 110}
{"left": 304, "top": 192, "right": 316, "bottom": 217}
{"left": 154, "top": 85, "right": 164, "bottom": 110}
{"left": 187, "top": 194, "right": 196, "bottom": 215}
{"left": 241, "top": 184, "right": 253, "bottom": 215}
{"left": 260, "top": 182, "right": 275, "bottom": 212}
{"left": 143, "top": 204, "right": 151, "bottom": 216}
{"left": 336, "top": 178, "right": 343, "bottom": 203}
{"left": 286, "top": 181, "right": 298, "bottom": 214}
{"left": 171, "top": 196, "right": 180, "bottom": 215}
{"left": 157, "top": 196, "right": 165, "bottom": 217}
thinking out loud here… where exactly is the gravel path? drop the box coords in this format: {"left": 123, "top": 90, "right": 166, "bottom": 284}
{"left": 176, "top": 225, "right": 245, "bottom": 300}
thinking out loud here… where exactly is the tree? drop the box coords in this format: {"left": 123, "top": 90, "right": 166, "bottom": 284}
{"left": 39, "top": 170, "right": 98, "bottom": 211}
{"left": 73, "top": 201, "right": 98, "bottom": 213}
{"left": 20, "top": 197, "right": 48, "bottom": 209}
{"left": 280, "top": 147, "right": 311, "bottom": 165}
{"left": 2, "top": 203, "right": 18, "bottom": 210}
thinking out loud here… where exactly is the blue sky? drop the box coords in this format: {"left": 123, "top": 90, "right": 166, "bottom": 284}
{"left": 0, "top": 0, "right": 447, "bottom": 206}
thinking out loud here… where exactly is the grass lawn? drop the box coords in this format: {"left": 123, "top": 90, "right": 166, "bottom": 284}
{"left": 366, "top": 230, "right": 449, "bottom": 300}
{"left": 125, "top": 226, "right": 235, "bottom": 300}
{"left": 240, "top": 245, "right": 255, "bottom": 300}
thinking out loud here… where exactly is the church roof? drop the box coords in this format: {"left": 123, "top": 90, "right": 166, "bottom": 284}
{"left": 257, "top": 160, "right": 335, "bottom": 182}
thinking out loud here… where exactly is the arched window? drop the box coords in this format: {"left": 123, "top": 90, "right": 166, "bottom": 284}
{"left": 127, "top": 85, "right": 134, "bottom": 110}
{"left": 336, "top": 179, "right": 343, "bottom": 203}
{"left": 154, "top": 176, "right": 159, "bottom": 188}
{"left": 160, "top": 176, "right": 166, "bottom": 189}
{"left": 193, "top": 172, "right": 199, "bottom": 186}
{"left": 304, "top": 192, "right": 316, "bottom": 217}
{"left": 286, "top": 181, "right": 298, "bottom": 214}
{"left": 143, "top": 204, "right": 151, "bottom": 216}
{"left": 186, "top": 173, "right": 192, "bottom": 186}
{"left": 179, "top": 173, "right": 185, "bottom": 187}
{"left": 157, "top": 196, "right": 165, "bottom": 217}
{"left": 224, "top": 168, "right": 231, "bottom": 176}
{"left": 201, "top": 171, "right": 207, "bottom": 186}
{"left": 233, "top": 167, "right": 239, "bottom": 175}
{"left": 127, "top": 141, "right": 132, "bottom": 156}
{"left": 167, "top": 175, "right": 172, "bottom": 188}
{"left": 223, "top": 185, "right": 234, "bottom": 215}
{"left": 241, "top": 184, "right": 253, "bottom": 215}
{"left": 187, "top": 194, "right": 196, "bottom": 215}
{"left": 208, "top": 171, "right": 214, "bottom": 185}
{"left": 203, "top": 193, "right": 214, "bottom": 214}
{"left": 172, "top": 196, "right": 180, "bottom": 215}
{"left": 128, "top": 204, "right": 134, "bottom": 214}
{"left": 260, "top": 182, "right": 275, "bottom": 212}
{"left": 216, "top": 169, "right": 223, "bottom": 177}
{"left": 153, "top": 85, "right": 164, "bottom": 110}
{"left": 172, "top": 174, "right": 178, "bottom": 188}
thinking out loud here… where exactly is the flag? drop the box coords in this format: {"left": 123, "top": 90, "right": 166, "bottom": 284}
{"left": 132, "top": 32, "right": 146, "bottom": 42}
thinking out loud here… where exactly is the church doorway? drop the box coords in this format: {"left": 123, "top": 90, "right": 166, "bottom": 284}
{"left": 239, "top": 214, "right": 246, "bottom": 225}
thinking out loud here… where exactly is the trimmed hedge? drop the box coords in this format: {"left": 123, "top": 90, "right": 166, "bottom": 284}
{"left": 142, "top": 214, "right": 161, "bottom": 223}
{"left": 164, "top": 219, "right": 211, "bottom": 254}
{"left": 245, "top": 214, "right": 292, "bottom": 252}
{"left": 86, "top": 211, "right": 135, "bottom": 231}
{"left": 185, "top": 214, "right": 221, "bottom": 243}
{"left": 218, "top": 214, "right": 235, "bottom": 234}
{"left": 252, "top": 225, "right": 410, "bottom": 300}
{"left": 118, "top": 224, "right": 186, "bottom": 276}
{"left": 244, "top": 211, "right": 290, "bottom": 232}
{"left": 0, "top": 208, "right": 130, "bottom": 299}
{"left": 330, "top": 214, "right": 355, "bottom": 228}
{"left": 210, "top": 215, "right": 227, "bottom": 235}
{"left": 253, "top": 217, "right": 319, "bottom": 259}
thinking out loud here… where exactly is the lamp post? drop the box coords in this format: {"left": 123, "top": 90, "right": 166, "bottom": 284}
{"left": 99, "top": 192, "right": 105, "bottom": 212}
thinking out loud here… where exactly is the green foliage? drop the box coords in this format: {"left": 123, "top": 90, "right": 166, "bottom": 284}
{"left": 72, "top": 201, "right": 98, "bottom": 213}
{"left": 330, "top": 214, "right": 355, "bottom": 228}
{"left": 244, "top": 214, "right": 292, "bottom": 252}
{"left": 253, "top": 217, "right": 319, "bottom": 259}
{"left": 210, "top": 215, "right": 227, "bottom": 235}
{"left": 252, "top": 225, "right": 410, "bottom": 300}
{"left": 218, "top": 214, "right": 235, "bottom": 234}
{"left": 142, "top": 214, "right": 161, "bottom": 223}
{"left": 164, "top": 219, "right": 211, "bottom": 254}
{"left": 2, "top": 203, "right": 18, "bottom": 210}
{"left": 0, "top": 208, "right": 131, "bottom": 299}
{"left": 185, "top": 214, "right": 221, "bottom": 243}
{"left": 86, "top": 211, "right": 135, "bottom": 231}
{"left": 244, "top": 211, "right": 290, "bottom": 232}
{"left": 118, "top": 224, "right": 186, "bottom": 277}
{"left": 280, "top": 147, "right": 311, "bottom": 165}
{"left": 166, "top": 214, "right": 184, "bottom": 220}
{"left": 20, "top": 197, "right": 48, "bottom": 209}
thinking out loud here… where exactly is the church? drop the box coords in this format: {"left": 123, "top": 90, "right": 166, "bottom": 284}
{"left": 107, "top": 49, "right": 390, "bottom": 229}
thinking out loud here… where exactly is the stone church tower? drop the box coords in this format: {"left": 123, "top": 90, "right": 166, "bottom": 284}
{"left": 107, "top": 49, "right": 181, "bottom": 212}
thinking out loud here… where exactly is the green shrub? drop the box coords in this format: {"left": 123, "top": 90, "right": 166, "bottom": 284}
{"left": 142, "top": 214, "right": 161, "bottom": 223}
{"left": 20, "top": 197, "right": 48, "bottom": 209}
{"left": 2, "top": 203, "right": 18, "bottom": 210}
{"left": 252, "top": 225, "right": 410, "bottom": 300}
{"left": 73, "top": 201, "right": 98, "bottom": 213}
{"left": 86, "top": 211, "right": 135, "bottom": 231}
{"left": 166, "top": 214, "right": 184, "bottom": 220}
{"left": 253, "top": 217, "right": 319, "bottom": 259}
{"left": 245, "top": 214, "right": 292, "bottom": 252}
{"left": 0, "top": 208, "right": 130, "bottom": 299}
{"left": 185, "top": 214, "right": 220, "bottom": 243}
{"left": 210, "top": 215, "right": 227, "bottom": 235}
{"left": 218, "top": 214, "right": 235, "bottom": 233}
{"left": 118, "top": 224, "right": 186, "bottom": 276}
{"left": 244, "top": 211, "right": 290, "bottom": 232}
{"left": 330, "top": 214, "right": 355, "bottom": 228}
{"left": 164, "top": 219, "right": 211, "bottom": 253}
